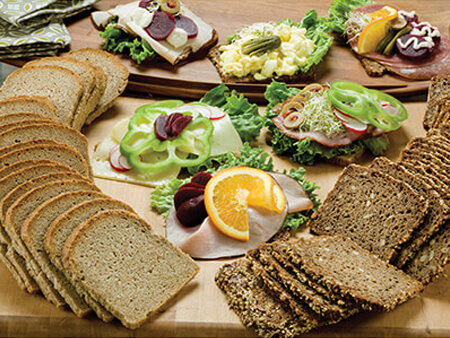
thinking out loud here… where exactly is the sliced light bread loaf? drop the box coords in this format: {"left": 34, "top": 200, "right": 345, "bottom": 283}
{"left": 5, "top": 245, "right": 40, "bottom": 294}
{"left": 0, "top": 122, "right": 90, "bottom": 166}
{"left": 307, "top": 164, "right": 428, "bottom": 262}
{"left": 0, "top": 65, "right": 84, "bottom": 125}
{"left": 69, "top": 48, "right": 129, "bottom": 125}
{"left": 0, "top": 159, "right": 60, "bottom": 180}
{"left": 4, "top": 178, "right": 100, "bottom": 307}
{"left": 0, "top": 244, "right": 27, "bottom": 292}
{"left": 0, "top": 112, "right": 54, "bottom": 126}
{"left": 0, "top": 96, "right": 57, "bottom": 120}
{"left": 0, "top": 139, "right": 60, "bottom": 160}
{"left": 45, "top": 197, "right": 136, "bottom": 322}
{"left": 25, "top": 56, "right": 102, "bottom": 131}
{"left": 62, "top": 210, "right": 199, "bottom": 329}
{"left": 0, "top": 143, "right": 91, "bottom": 178}
{"left": 22, "top": 190, "right": 107, "bottom": 317}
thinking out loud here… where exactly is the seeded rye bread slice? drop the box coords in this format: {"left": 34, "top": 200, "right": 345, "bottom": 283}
{"left": 0, "top": 143, "right": 91, "bottom": 179}
{"left": 248, "top": 245, "right": 358, "bottom": 321}
{"left": 271, "top": 236, "right": 423, "bottom": 311}
{"left": 0, "top": 96, "right": 57, "bottom": 120}
{"left": 423, "top": 74, "right": 450, "bottom": 130}
{"left": 0, "top": 112, "right": 54, "bottom": 125}
{"left": 427, "top": 122, "right": 450, "bottom": 138}
{"left": 247, "top": 250, "right": 355, "bottom": 325}
{"left": 370, "top": 157, "right": 448, "bottom": 268}
{"left": 69, "top": 48, "right": 129, "bottom": 125}
{"left": 0, "top": 65, "right": 84, "bottom": 125}
{"left": 4, "top": 178, "right": 99, "bottom": 307}
{"left": 208, "top": 44, "right": 317, "bottom": 83}
{"left": 0, "top": 122, "right": 91, "bottom": 170}
{"left": 45, "top": 198, "right": 136, "bottom": 323}
{"left": 25, "top": 56, "right": 105, "bottom": 131}
{"left": 22, "top": 190, "right": 107, "bottom": 317}
{"left": 428, "top": 98, "right": 450, "bottom": 130}
{"left": 62, "top": 210, "right": 199, "bottom": 330}
{"left": 215, "top": 258, "right": 313, "bottom": 338}
{"left": 307, "top": 164, "right": 428, "bottom": 262}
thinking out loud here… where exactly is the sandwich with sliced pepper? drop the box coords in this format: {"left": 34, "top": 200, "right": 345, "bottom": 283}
{"left": 264, "top": 80, "right": 408, "bottom": 165}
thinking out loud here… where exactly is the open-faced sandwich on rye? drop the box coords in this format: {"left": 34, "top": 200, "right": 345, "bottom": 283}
{"left": 208, "top": 10, "right": 332, "bottom": 83}
{"left": 92, "top": 84, "right": 264, "bottom": 186}
{"left": 150, "top": 145, "right": 320, "bottom": 259}
{"left": 328, "top": 0, "right": 450, "bottom": 79}
{"left": 91, "top": 0, "right": 218, "bottom": 64}
{"left": 264, "top": 80, "right": 408, "bottom": 165}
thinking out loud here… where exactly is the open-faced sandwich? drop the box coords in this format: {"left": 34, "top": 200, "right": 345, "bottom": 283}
{"left": 328, "top": 0, "right": 450, "bottom": 79}
{"left": 264, "top": 80, "right": 408, "bottom": 165}
{"left": 91, "top": 0, "right": 218, "bottom": 65}
{"left": 208, "top": 10, "right": 332, "bottom": 83}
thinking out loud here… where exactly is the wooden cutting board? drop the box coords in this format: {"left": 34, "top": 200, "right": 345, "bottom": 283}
{"left": 4, "top": 0, "right": 449, "bottom": 101}
{"left": 0, "top": 96, "right": 448, "bottom": 337}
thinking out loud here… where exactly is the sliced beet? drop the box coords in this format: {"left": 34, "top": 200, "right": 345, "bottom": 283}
{"left": 175, "top": 15, "right": 198, "bottom": 38}
{"left": 174, "top": 186, "right": 204, "bottom": 209}
{"left": 138, "top": 0, "right": 152, "bottom": 8}
{"left": 165, "top": 112, "right": 183, "bottom": 136}
{"left": 170, "top": 114, "right": 193, "bottom": 137}
{"left": 176, "top": 195, "right": 207, "bottom": 227}
{"left": 180, "top": 182, "right": 205, "bottom": 190}
{"left": 145, "top": 11, "right": 175, "bottom": 40}
{"left": 396, "top": 34, "right": 432, "bottom": 60}
{"left": 191, "top": 171, "right": 212, "bottom": 186}
{"left": 154, "top": 114, "right": 169, "bottom": 141}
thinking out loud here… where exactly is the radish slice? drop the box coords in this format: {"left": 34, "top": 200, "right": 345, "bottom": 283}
{"left": 334, "top": 106, "right": 369, "bottom": 124}
{"left": 209, "top": 106, "right": 226, "bottom": 120}
{"left": 175, "top": 104, "right": 211, "bottom": 118}
{"left": 334, "top": 109, "right": 368, "bottom": 134}
{"left": 109, "top": 144, "right": 132, "bottom": 172}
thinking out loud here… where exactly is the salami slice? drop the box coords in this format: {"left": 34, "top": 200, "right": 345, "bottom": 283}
{"left": 348, "top": 4, "right": 450, "bottom": 80}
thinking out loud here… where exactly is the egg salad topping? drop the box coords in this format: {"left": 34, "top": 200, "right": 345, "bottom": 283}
{"left": 219, "top": 22, "right": 316, "bottom": 80}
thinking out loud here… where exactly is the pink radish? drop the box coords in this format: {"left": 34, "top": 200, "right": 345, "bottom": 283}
{"left": 334, "top": 108, "right": 368, "bottom": 134}
{"left": 109, "top": 145, "right": 132, "bottom": 172}
{"left": 208, "top": 107, "right": 226, "bottom": 120}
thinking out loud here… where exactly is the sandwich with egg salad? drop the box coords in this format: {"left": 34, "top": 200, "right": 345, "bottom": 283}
{"left": 208, "top": 10, "right": 333, "bottom": 83}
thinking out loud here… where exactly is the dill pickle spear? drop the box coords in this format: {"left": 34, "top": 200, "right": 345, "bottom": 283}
{"left": 241, "top": 35, "right": 282, "bottom": 56}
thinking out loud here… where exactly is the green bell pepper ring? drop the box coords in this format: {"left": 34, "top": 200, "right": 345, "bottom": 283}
{"left": 120, "top": 109, "right": 214, "bottom": 174}
{"left": 366, "top": 89, "right": 408, "bottom": 122}
{"left": 328, "top": 81, "right": 370, "bottom": 119}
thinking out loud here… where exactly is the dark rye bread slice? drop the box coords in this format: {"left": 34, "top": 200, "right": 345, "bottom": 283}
{"left": 0, "top": 143, "right": 91, "bottom": 179}
{"left": 0, "top": 65, "right": 84, "bottom": 125}
{"left": 61, "top": 210, "right": 199, "bottom": 330}
{"left": 247, "top": 247, "right": 356, "bottom": 323}
{"left": 0, "top": 121, "right": 91, "bottom": 166}
{"left": 403, "top": 219, "right": 450, "bottom": 285}
{"left": 207, "top": 44, "right": 317, "bottom": 83}
{"left": 428, "top": 99, "right": 450, "bottom": 130}
{"left": 215, "top": 258, "right": 314, "bottom": 338}
{"left": 4, "top": 178, "right": 99, "bottom": 308}
{"left": 272, "top": 236, "right": 423, "bottom": 311}
{"left": 370, "top": 157, "right": 449, "bottom": 268}
{"left": 0, "top": 96, "right": 57, "bottom": 120}
{"left": 307, "top": 164, "right": 428, "bottom": 262}
{"left": 69, "top": 48, "right": 129, "bottom": 125}
{"left": 423, "top": 74, "right": 450, "bottom": 130}
{"left": 45, "top": 197, "right": 136, "bottom": 323}
{"left": 0, "top": 112, "right": 54, "bottom": 125}
{"left": 21, "top": 190, "right": 106, "bottom": 317}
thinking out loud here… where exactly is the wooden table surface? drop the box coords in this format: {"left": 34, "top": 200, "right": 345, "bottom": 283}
{"left": 0, "top": 96, "right": 448, "bottom": 337}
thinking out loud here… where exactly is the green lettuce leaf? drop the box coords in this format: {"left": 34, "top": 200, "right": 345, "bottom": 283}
{"left": 200, "top": 84, "right": 264, "bottom": 142}
{"left": 150, "top": 143, "right": 320, "bottom": 231}
{"left": 362, "top": 134, "right": 389, "bottom": 156}
{"left": 100, "top": 24, "right": 157, "bottom": 64}
{"left": 327, "top": 0, "right": 374, "bottom": 35}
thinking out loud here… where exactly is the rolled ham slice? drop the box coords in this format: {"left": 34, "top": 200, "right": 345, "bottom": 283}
{"left": 166, "top": 172, "right": 313, "bottom": 259}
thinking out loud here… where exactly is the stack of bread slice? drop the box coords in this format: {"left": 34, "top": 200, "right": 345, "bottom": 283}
{"left": 216, "top": 236, "right": 423, "bottom": 338}
{"left": 423, "top": 75, "right": 450, "bottom": 130}
{"left": 307, "top": 119, "right": 450, "bottom": 285}
{"left": 0, "top": 47, "right": 129, "bottom": 130}
{"left": 0, "top": 107, "right": 199, "bottom": 328}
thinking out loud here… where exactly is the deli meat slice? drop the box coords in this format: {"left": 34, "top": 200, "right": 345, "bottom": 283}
{"left": 348, "top": 5, "right": 450, "bottom": 80}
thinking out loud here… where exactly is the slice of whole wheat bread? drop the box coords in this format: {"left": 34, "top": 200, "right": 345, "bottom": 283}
{"left": 62, "top": 210, "right": 199, "bottom": 330}
{"left": 0, "top": 96, "right": 57, "bottom": 120}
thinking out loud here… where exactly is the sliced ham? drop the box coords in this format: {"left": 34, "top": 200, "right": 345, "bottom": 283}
{"left": 166, "top": 172, "right": 313, "bottom": 259}
{"left": 348, "top": 4, "right": 450, "bottom": 80}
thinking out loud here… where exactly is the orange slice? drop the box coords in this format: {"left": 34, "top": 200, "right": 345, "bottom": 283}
{"left": 357, "top": 6, "right": 398, "bottom": 54}
{"left": 204, "top": 166, "right": 286, "bottom": 241}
